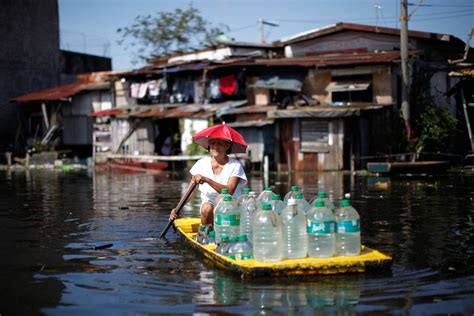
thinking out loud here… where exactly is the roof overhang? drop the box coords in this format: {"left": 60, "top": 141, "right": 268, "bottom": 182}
{"left": 268, "top": 105, "right": 384, "bottom": 118}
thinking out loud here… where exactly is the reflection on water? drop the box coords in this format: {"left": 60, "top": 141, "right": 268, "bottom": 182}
{"left": 1, "top": 169, "right": 474, "bottom": 315}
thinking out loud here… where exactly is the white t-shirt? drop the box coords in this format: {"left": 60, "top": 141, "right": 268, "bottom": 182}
{"left": 190, "top": 157, "right": 247, "bottom": 205}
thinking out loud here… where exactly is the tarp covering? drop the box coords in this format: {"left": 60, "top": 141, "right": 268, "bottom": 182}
{"left": 251, "top": 73, "right": 305, "bottom": 92}
{"left": 326, "top": 80, "right": 371, "bottom": 92}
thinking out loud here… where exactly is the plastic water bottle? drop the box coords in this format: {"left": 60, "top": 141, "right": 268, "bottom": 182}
{"left": 205, "top": 231, "right": 216, "bottom": 245}
{"left": 281, "top": 198, "right": 308, "bottom": 259}
{"left": 215, "top": 236, "right": 230, "bottom": 255}
{"left": 196, "top": 225, "right": 207, "bottom": 243}
{"left": 214, "top": 196, "right": 240, "bottom": 243}
{"left": 283, "top": 185, "right": 301, "bottom": 205}
{"left": 227, "top": 235, "right": 253, "bottom": 260}
{"left": 309, "top": 192, "right": 335, "bottom": 211}
{"left": 252, "top": 203, "right": 283, "bottom": 262}
{"left": 306, "top": 200, "right": 336, "bottom": 258}
{"left": 334, "top": 200, "right": 361, "bottom": 256}
{"left": 236, "top": 187, "right": 250, "bottom": 208}
{"left": 258, "top": 187, "right": 274, "bottom": 204}
{"left": 240, "top": 191, "right": 258, "bottom": 239}
{"left": 270, "top": 194, "right": 285, "bottom": 215}
{"left": 216, "top": 188, "right": 231, "bottom": 207}
{"left": 294, "top": 192, "right": 311, "bottom": 215}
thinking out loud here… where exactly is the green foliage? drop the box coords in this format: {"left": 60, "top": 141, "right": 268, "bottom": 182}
{"left": 414, "top": 105, "right": 457, "bottom": 154}
{"left": 187, "top": 141, "right": 206, "bottom": 156}
{"left": 408, "top": 64, "right": 458, "bottom": 155}
{"left": 117, "top": 5, "right": 228, "bottom": 63}
{"left": 32, "top": 141, "right": 48, "bottom": 153}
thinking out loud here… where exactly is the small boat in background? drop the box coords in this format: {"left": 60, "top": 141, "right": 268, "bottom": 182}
{"left": 367, "top": 161, "right": 451, "bottom": 174}
{"left": 174, "top": 218, "right": 393, "bottom": 279}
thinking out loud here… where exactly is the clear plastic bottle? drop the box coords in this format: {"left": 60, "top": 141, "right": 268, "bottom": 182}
{"left": 236, "top": 187, "right": 251, "bottom": 208}
{"left": 223, "top": 236, "right": 238, "bottom": 256}
{"left": 196, "top": 225, "right": 206, "bottom": 243}
{"left": 283, "top": 185, "right": 301, "bottom": 205}
{"left": 281, "top": 198, "right": 308, "bottom": 259}
{"left": 240, "top": 191, "right": 258, "bottom": 239}
{"left": 216, "top": 188, "right": 231, "bottom": 207}
{"left": 227, "top": 235, "right": 253, "bottom": 260}
{"left": 257, "top": 187, "right": 274, "bottom": 205}
{"left": 252, "top": 203, "right": 283, "bottom": 262}
{"left": 309, "top": 192, "right": 335, "bottom": 211}
{"left": 214, "top": 196, "right": 240, "bottom": 243}
{"left": 294, "top": 192, "right": 311, "bottom": 215}
{"left": 270, "top": 194, "right": 285, "bottom": 215}
{"left": 206, "top": 231, "right": 216, "bottom": 245}
{"left": 334, "top": 200, "right": 361, "bottom": 256}
{"left": 306, "top": 200, "right": 336, "bottom": 258}
{"left": 215, "top": 236, "right": 230, "bottom": 254}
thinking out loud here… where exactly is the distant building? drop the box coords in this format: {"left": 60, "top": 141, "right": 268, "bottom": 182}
{"left": 1, "top": 0, "right": 111, "bottom": 157}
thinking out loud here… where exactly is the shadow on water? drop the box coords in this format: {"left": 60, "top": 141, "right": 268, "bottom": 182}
{"left": 0, "top": 169, "right": 474, "bottom": 315}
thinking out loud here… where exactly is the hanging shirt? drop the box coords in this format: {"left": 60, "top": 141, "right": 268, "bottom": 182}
{"left": 190, "top": 157, "right": 247, "bottom": 205}
{"left": 219, "top": 75, "right": 237, "bottom": 96}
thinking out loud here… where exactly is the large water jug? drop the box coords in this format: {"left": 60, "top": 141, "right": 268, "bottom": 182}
{"left": 270, "top": 194, "right": 285, "bottom": 215}
{"left": 294, "top": 192, "right": 311, "bottom": 215}
{"left": 236, "top": 187, "right": 250, "bottom": 208}
{"left": 281, "top": 198, "right": 308, "bottom": 259}
{"left": 227, "top": 235, "right": 253, "bottom": 260}
{"left": 240, "top": 191, "right": 258, "bottom": 239}
{"left": 283, "top": 185, "right": 301, "bottom": 205}
{"left": 307, "top": 200, "right": 336, "bottom": 258}
{"left": 214, "top": 196, "right": 240, "bottom": 243}
{"left": 257, "top": 187, "right": 274, "bottom": 205}
{"left": 252, "top": 203, "right": 283, "bottom": 262}
{"left": 215, "top": 236, "right": 230, "bottom": 255}
{"left": 334, "top": 200, "right": 361, "bottom": 256}
{"left": 309, "top": 192, "right": 335, "bottom": 211}
{"left": 215, "top": 188, "right": 231, "bottom": 208}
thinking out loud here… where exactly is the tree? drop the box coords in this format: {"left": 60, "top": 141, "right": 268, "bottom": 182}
{"left": 117, "top": 5, "right": 227, "bottom": 64}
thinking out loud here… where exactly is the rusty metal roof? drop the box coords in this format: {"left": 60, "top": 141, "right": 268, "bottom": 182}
{"left": 88, "top": 109, "right": 126, "bottom": 117}
{"left": 206, "top": 51, "right": 404, "bottom": 70}
{"left": 14, "top": 81, "right": 110, "bottom": 103}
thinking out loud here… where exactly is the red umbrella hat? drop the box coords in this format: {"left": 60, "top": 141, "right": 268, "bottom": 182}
{"left": 192, "top": 123, "right": 248, "bottom": 154}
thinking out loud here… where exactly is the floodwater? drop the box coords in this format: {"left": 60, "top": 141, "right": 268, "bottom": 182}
{"left": 1, "top": 168, "right": 474, "bottom": 315}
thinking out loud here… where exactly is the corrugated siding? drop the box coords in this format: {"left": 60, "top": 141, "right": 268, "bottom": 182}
{"left": 300, "top": 119, "right": 329, "bottom": 152}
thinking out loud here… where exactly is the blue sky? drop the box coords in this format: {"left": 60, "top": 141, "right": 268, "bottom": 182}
{"left": 58, "top": 0, "right": 474, "bottom": 70}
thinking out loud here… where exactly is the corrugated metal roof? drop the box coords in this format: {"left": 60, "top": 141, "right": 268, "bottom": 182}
{"left": 15, "top": 81, "right": 110, "bottom": 103}
{"left": 268, "top": 104, "right": 384, "bottom": 118}
{"left": 221, "top": 105, "right": 277, "bottom": 115}
{"left": 88, "top": 109, "right": 126, "bottom": 117}
{"left": 276, "top": 22, "right": 463, "bottom": 45}
{"left": 206, "top": 51, "right": 403, "bottom": 70}
{"left": 227, "top": 119, "right": 275, "bottom": 128}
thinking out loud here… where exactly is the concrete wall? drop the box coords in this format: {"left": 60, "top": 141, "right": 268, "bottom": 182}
{"left": 0, "top": 0, "right": 60, "bottom": 149}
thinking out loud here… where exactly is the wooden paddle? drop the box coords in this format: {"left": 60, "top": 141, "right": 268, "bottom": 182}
{"left": 159, "top": 182, "right": 198, "bottom": 239}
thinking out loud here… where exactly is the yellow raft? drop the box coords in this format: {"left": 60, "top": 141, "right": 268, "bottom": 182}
{"left": 174, "top": 218, "right": 392, "bottom": 279}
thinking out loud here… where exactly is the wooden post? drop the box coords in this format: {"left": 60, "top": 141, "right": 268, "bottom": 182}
{"left": 461, "top": 88, "right": 474, "bottom": 152}
{"left": 400, "top": 0, "right": 411, "bottom": 139}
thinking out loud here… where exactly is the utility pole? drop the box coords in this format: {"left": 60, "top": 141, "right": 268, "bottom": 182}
{"left": 400, "top": 0, "right": 411, "bottom": 140}
{"left": 258, "top": 18, "right": 279, "bottom": 44}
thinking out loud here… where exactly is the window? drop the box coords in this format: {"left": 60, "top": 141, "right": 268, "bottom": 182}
{"left": 300, "top": 119, "right": 329, "bottom": 152}
{"left": 327, "top": 74, "right": 373, "bottom": 103}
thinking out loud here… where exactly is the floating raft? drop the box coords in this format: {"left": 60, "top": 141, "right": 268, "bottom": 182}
{"left": 174, "top": 218, "right": 393, "bottom": 278}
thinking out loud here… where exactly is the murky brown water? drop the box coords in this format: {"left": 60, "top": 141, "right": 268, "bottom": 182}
{"left": 1, "top": 169, "right": 474, "bottom": 315}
